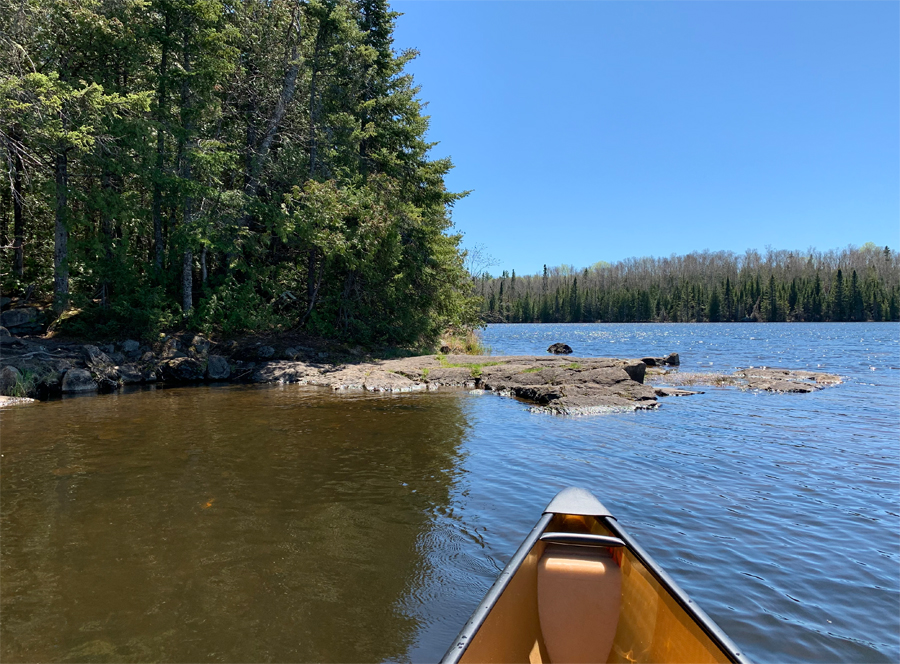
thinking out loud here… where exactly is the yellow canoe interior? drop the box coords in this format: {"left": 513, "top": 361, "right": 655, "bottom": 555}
{"left": 458, "top": 513, "right": 731, "bottom": 664}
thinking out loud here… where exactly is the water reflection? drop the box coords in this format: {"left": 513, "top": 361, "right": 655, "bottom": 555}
{"left": 1, "top": 385, "right": 469, "bottom": 663}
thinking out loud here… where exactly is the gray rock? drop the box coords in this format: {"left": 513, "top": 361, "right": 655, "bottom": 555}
{"left": 547, "top": 343, "right": 573, "bottom": 355}
{"left": 0, "top": 296, "right": 10, "bottom": 310}
{"left": 140, "top": 351, "right": 156, "bottom": 363}
{"left": 250, "top": 360, "right": 321, "bottom": 384}
{"left": 0, "top": 366, "right": 22, "bottom": 395}
{"left": 0, "top": 307, "right": 37, "bottom": 329}
{"left": 0, "top": 327, "right": 19, "bottom": 346}
{"left": 82, "top": 344, "right": 112, "bottom": 366}
{"left": 62, "top": 368, "right": 97, "bottom": 393}
{"left": 284, "top": 347, "right": 301, "bottom": 360}
{"left": 161, "top": 338, "right": 182, "bottom": 359}
{"left": 732, "top": 367, "right": 840, "bottom": 393}
{"left": 622, "top": 361, "right": 646, "bottom": 384}
{"left": 257, "top": 345, "right": 275, "bottom": 359}
{"left": 654, "top": 387, "right": 703, "bottom": 397}
{"left": 81, "top": 345, "right": 120, "bottom": 390}
{"left": 99, "top": 344, "right": 115, "bottom": 354}
{"left": 664, "top": 353, "right": 680, "bottom": 366}
{"left": 118, "top": 364, "right": 144, "bottom": 384}
{"left": 190, "top": 336, "right": 211, "bottom": 359}
{"left": 0, "top": 395, "right": 35, "bottom": 407}
{"left": 206, "top": 355, "right": 231, "bottom": 380}
{"left": 158, "top": 357, "right": 204, "bottom": 382}
{"left": 109, "top": 351, "right": 126, "bottom": 365}
{"left": 121, "top": 339, "right": 141, "bottom": 357}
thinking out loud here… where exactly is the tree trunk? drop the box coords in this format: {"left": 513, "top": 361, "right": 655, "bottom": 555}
{"left": 308, "top": 24, "right": 325, "bottom": 180}
{"left": 11, "top": 130, "right": 24, "bottom": 278}
{"left": 243, "top": 17, "right": 301, "bottom": 201}
{"left": 179, "top": 32, "right": 193, "bottom": 313}
{"left": 152, "top": 15, "right": 170, "bottom": 271}
{"left": 53, "top": 147, "right": 69, "bottom": 313}
{"left": 182, "top": 248, "right": 193, "bottom": 313}
{"left": 100, "top": 169, "right": 114, "bottom": 307}
{"left": 0, "top": 157, "right": 9, "bottom": 256}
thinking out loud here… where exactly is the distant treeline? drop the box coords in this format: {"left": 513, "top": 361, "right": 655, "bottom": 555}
{"left": 476, "top": 245, "right": 900, "bottom": 323}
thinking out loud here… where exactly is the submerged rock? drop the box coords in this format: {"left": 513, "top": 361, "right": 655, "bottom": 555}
{"left": 732, "top": 367, "right": 841, "bottom": 393}
{"left": 0, "top": 394, "right": 36, "bottom": 407}
{"left": 654, "top": 387, "right": 703, "bottom": 397}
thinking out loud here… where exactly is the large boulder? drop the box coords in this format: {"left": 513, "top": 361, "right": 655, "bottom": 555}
{"left": 0, "top": 366, "right": 21, "bottom": 395}
{"left": 82, "top": 345, "right": 120, "bottom": 390}
{"left": 160, "top": 337, "right": 186, "bottom": 359}
{"left": 118, "top": 364, "right": 144, "bottom": 384}
{"left": 62, "top": 368, "right": 97, "bottom": 393}
{"left": 121, "top": 339, "right": 141, "bottom": 358}
{"left": 0, "top": 307, "right": 41, "bottom": 334}
{"left": 206, "top": 355, "right": 231, "bottom": 380}
{"left": 188, "top": 335, "right": 211, "bottom": 359}
{"left": 547, "top": 343, "right": 573, "bottom": 355}
{"left": 158, "top": 357, "right": 205, "bottom": 382}
{"left": 622, "top": 361, "right": 646, "bottom": 384}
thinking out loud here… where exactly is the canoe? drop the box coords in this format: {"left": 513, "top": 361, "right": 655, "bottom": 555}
{"left": 441, "top": 487, "right": 749, "bottom": 664}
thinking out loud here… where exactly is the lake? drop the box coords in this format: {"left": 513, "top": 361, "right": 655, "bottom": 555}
{"left": 1, "top": 323, "right": 898, "bottom": 662}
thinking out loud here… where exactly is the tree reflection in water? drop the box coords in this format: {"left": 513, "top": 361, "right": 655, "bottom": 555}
{"left": 1, "top": 384, "right": 470, "bottom": 663}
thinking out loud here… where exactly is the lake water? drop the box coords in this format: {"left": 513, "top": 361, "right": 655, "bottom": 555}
{"left": 1, "top": 323, "right": 898, "bottom": 663}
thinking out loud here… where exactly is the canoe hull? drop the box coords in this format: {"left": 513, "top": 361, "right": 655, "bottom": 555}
{"left": 441, "top": 489, "right": 748, "bottom": 664}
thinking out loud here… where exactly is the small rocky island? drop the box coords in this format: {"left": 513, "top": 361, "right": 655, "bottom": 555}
{"left": 0, "top": 331, "right": 843, "bottom": 414}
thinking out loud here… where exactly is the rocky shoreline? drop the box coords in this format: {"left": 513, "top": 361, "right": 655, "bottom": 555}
{"left": 0, "top": 330, "right": 842, "bottom": 414}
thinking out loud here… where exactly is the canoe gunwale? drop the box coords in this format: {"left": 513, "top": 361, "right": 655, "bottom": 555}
{"left": 601, "top": 516, "right": 750, "bottom": 664}
{"left": 440, "top": 511, "right": 554, "bottom": 664}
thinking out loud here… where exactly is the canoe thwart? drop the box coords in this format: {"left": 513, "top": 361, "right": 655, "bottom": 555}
{"left": 539, "top": 532, "right": 626, "bottom": 548}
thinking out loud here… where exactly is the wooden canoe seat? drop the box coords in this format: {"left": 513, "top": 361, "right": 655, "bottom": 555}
{"left": 537, "top": 543, "right": 622, "bottom": 663}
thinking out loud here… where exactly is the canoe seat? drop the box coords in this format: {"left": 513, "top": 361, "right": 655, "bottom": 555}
{"left": 537, "top": 543, "right": 622, "bottom": 663}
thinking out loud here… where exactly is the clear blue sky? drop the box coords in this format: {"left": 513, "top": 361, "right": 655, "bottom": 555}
{"left": 391, "top": 1, "right": 899, "bottom": 276}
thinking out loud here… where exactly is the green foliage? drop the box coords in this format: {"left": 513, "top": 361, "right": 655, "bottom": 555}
{"left": 8, "top": 369, "right": 37, "bottom": 398}
{"left": 0, "top": 0, "right": 478, "bottom": 344}
{"left": 192, "top": 275, "right": 290, "bottom": 337}
{"left": 436, "top": 355, "right": 501, "bottom": 377}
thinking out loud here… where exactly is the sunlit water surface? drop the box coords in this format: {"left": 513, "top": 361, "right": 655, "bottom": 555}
{"left": 1, "top": 323, "right": 897, "bottom": 663}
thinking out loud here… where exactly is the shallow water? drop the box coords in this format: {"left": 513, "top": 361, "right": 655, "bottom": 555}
{"left": 1, "top": 323, "right": 898, "bottom": 663}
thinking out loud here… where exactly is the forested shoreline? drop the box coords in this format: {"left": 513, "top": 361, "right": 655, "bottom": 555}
{"left": 477, "top": 245, "right": 900, "bottom": 324}
{"left": 1, "top": 0, "right": 478, "bottom": 344}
